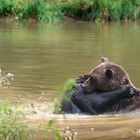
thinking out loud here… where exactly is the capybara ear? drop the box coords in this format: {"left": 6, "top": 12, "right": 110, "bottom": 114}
{"left": 82, "top": 76, "right": 96, "bottom": 93}
{"left": 105, "top": 69, "right": 114, "bottom": 79}
{"left": 101, "top": 57, "right": 109, "bottom": 63}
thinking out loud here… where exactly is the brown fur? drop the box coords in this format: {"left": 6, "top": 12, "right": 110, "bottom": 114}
{"left": 80, "top": 57, "right": 137, "bottom": 92}
{"left": 76, "top": 57, "right": 140, "bottom": 112}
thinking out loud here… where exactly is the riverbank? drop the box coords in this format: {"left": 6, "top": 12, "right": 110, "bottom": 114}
{"left": 1, "top": 0, "right": 140, "bottom": 23}
{"left": 1, "top": 99, "right": 140, "bottom": 140}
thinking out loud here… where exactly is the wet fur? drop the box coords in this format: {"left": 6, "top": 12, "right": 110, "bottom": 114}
{"left": 76, "top": 57, "right": 140, "bottom": 112}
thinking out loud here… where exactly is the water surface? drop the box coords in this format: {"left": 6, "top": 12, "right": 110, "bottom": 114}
{"left": 0, "top": 21, "right": 140, "bottom": 139}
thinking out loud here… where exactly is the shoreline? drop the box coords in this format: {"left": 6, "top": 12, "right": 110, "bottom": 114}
{"left": 0, "top": 0, "right": 140, "bottom": 23}
{"left": 0, "top": 16, "right": 140, "bottom": 25}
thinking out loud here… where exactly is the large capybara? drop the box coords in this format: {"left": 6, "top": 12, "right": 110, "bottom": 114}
{"left": 77, "top": 57, "right": 140, "bottom": 112}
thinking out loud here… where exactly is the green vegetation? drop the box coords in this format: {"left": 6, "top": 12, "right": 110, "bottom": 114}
{"left": 54, "top": 78, "right": 76, "bottom": 113}
{"left": 0, "top": 101, "right": 34, "bottom": 140}
{"left": 0, "top": 0, "right": 140, "bottom": 22}
{"left": 0, "top": 0, "right": 64, "bottom": 22}
{"left": 0, "top": 68, "right": 62, "bottom": 140}
{"left": 60, "top": 78, "right": 76, "bottom": 95}
{"left": 64, "top": 0, "right": 140, "bottom": 21}
{"left": 16, "top": 0, "right": 64, "bottom": 22}
{"left": 0, "top": 101, "right": 62, "bottom": 140}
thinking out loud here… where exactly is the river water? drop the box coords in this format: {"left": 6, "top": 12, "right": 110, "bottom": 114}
{"left": 0, "top": 21, "right": 140, "bottom": 139}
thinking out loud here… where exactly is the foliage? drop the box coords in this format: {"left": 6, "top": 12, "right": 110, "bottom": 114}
{"left": 64, "top": 0, "right": 140, "bottom": 21}
{"left": 63, "top": 0, "right": 94, "bottom": 19}
{"left": 0, "top": 68, "right": 62, "bottom": 139}
{"left": 0, "top": 0, "right": 64, "bottom": 22}
{"left": 0, "top": 0, "right": 14, "bottom": 16}
{"left": 47, "top": 120, "right": 62, "bottom": 140}
{"left": 60, "top": 78, "right": 76, "bottom": 95}
{"left": 0, "top": 0, "right": 140, "bottom": 24}
{"left": 18, "top": 0, "right": 64, "bottom": 22}
{"left": 0, "top": 101, "right": 34, "bottom": 140}
{"left": 54, "top": 78, "right": 76, "bottom": 114}
{"left": 0, "top": 101, "right": 63, "bottom": 140}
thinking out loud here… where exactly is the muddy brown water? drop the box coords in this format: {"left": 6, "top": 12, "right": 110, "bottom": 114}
{"left": 0, "top": 21, "right": 140, "bottom": 139}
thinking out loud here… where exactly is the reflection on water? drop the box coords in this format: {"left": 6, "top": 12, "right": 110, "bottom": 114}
{"left": 0, "top": 21, "right": 140, "bottom": 96}
{"left": 0, "top": 21, "right": 140, "bottom": 139}
{"left": 29, "top": 113, "right": 140, "bottom": 140}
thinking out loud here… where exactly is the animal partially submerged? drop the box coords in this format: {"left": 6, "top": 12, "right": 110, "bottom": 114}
{"left": 77, "top": 57, "right": 140, "bottom": 112}
{"left": 60, "top": 84, "right": 138, "bottom": 114}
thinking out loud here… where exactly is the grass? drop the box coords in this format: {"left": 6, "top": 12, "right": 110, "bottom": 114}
{"left": 0, "top": 101, "right": 34, "bottom": 140}
{"left": 0, "top": 68, "right": 62, "bottom": 140}
{"left": 17, "top": 0, "right": 64, "bottom": 22}
{"left": 64, "top": 0, "right": 140, "bottom": 21}
{"left": 0, "top": 100, "right": 63, "bottom": 140}
{"left": 0, "top": 0, "right": 140, "bottom": 23}
{"left": 0, "top": 0, "right": 64, "bottom": 23}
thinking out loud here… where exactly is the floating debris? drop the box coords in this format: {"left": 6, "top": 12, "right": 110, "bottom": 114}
{"left": 90, "top": 127, "right": 95, "bottom": 131}
{"left": 0, "top": 68, "right": 14, "bottom": 87}
{"left": 62, "top": 127, "right": 78, "bottom": 140}
{"left": 134, "top": 129, "right": 140, "bottom": 136}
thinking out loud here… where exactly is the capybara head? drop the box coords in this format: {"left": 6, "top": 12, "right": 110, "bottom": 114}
{"left": 82, "top": 57, "right": 134, "bottom": 92}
